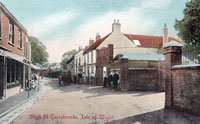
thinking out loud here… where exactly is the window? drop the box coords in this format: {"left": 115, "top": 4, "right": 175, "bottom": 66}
{"left": 9, "top": 22, "right": 14, "bottom": 44}
{"left": 18, "top": 30, "right": 22, "bottom": 48}
{"left": 133, "top": 40, "right": 141, "bottom": 46}
{"left": 87, "top": 53, "right": 89, "bottom": 63}
{"left": 84, "top": 55, "right": 86, "bottom": 64}
{"left": 91, "top": 51, "right": 93, "bottom": 63}
{"left": 79, "top": 57, "right": 81, "bottom": 66}
{"left": 91, "top": 66, "right": 94, "bottom": 74}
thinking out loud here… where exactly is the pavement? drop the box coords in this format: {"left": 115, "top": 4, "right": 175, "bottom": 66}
{"left": 0, "top": 79, "right": 46, "bottom": 124}
{"left": 9, "top": 78, "right": 200, "bottom": 124}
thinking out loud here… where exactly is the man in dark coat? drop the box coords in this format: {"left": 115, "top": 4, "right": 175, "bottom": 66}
{"left": 113, "top": 72, "right": 119, "bottom": 90}
{"left": 108, "top": 73, "right": 113, "bottom": 89}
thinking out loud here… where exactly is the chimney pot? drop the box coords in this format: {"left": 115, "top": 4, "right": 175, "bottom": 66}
{"left": 96, "top": 33, "right": 101, "bottom": 41}
{"left": 112, "top": 19, "right": 121, "bottom": 32}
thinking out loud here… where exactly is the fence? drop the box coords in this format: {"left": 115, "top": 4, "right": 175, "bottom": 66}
{"left": 182, "top": 49, "right": 200, "bottom": 65}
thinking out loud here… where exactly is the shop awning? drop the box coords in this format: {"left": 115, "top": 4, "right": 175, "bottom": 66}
{"left": 0, "top": 48, "right": 31, "bottom": 65}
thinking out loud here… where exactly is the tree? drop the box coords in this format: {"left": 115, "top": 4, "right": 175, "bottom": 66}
{"left": 175, "top": 0, "right": 200, "bottom": 50}
{"left": 29, "top": 36, "right": 49, "bottom": 65}
{"left": 60, "top": 49, "right": 77, "bottom": 70}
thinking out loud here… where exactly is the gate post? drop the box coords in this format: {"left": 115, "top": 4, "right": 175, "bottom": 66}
{"left": 120, "top": 58, "right": 129, "bottom": 91}
{"left": 164, "top": 41, "right": 183, "bottom": 109}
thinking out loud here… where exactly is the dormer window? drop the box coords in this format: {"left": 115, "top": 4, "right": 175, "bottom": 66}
{"left": 9, "top": 22, "right": 14, "bottom": 44}
{"left": 18, "top": 30, "right": 22, "bottom": 49}
{"left": 133, "top": 40, "right": 141, "bottom": 46}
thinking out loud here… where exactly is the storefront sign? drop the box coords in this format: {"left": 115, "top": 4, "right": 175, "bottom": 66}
{"left": 0, "top": 48, "right": 30, "bottom": 65}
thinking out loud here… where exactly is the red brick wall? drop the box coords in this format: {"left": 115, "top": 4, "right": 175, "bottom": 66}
{"left": 158, "top": 61, "right": 165, "bottom": 91}
{"left": 96, "top": 44, "right": 113, "bottom": 85}
{"left": 127, "top": 68, "right": 159, "bottom": 91}
{"left": 172, "top": 66, "right": 200, "bottom": 117}
{"left": 0, "top": 11, "right": 26, "bottom": 56}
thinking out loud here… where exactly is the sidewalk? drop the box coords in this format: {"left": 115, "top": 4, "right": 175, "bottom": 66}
{"left": 0, "top": 85, "right": 39, "bottom": 115}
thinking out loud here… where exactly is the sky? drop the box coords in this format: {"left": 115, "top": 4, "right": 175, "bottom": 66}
{"left": 1, "top": 0, "right": 190, "bottom": 63}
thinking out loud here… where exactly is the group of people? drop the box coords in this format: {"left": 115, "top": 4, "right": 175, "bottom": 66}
{"left": 103, "top": 71, "right": 119, "bottom": 90}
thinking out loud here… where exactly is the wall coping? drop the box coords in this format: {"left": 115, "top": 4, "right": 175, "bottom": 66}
{"left": 172, "top": 64, "right": 200, "bottom": 69}
{"left": 129, "top": 68, "right": 157, "bottom": 70}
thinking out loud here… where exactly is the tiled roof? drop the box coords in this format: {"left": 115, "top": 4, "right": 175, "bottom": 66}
{"left": 83, "top": 33, "right": 112, "bottom": 54}
{"left": 84, "top": 33, "right": 183, "bottom": 54}
{"left": 124, "top": 34, "right": 183, "bottom": 48}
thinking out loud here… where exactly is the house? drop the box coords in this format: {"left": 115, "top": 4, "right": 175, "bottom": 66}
{"left": 84, "top": 20, "right": 182, "bottom": 85}
{"left": 81, "top": 34, "right": 101, "bottom": 82}
{"left": 74, "top": 48, "right": 84, "bottom": 79}
{"left": 0, "top": 2, "right": 31, "bottom": 99}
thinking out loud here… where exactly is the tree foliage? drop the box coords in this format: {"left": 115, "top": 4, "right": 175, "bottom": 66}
{"left": 175, "top": 0, "right": 200, "bottom": 50}
{"left": 60, "top": 49, "right": 77, "bottom": 70}
{"left": 29, "top": 36, "right": 49, "bottom": 65}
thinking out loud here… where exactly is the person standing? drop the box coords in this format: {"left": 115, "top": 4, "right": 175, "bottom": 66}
{"left": 113, "top": 72, "right": 119, "bottom": 90}
{"left": 108, "top": 73, "right": 113, "bottom": 89}
{"left": 103, "top": 71, "right": 108, "bottom": 88}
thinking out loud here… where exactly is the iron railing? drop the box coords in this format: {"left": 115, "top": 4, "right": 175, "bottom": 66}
{"left": 182, "top": 49, "right": 200, "bottom": 65}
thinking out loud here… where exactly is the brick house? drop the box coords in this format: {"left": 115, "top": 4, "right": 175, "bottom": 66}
{"left": 0, "top": 3, "right": 31, "bottom": 99}
{"left": 84, "top": 20, "right": 182, "bottom": 86}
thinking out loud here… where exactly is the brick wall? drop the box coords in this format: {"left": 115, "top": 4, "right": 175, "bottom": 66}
{"left": 127, "top": 68, "right": 159, "bottom": 91}
{"left": 96, "top": 44, "right": 113, "bottom": 85}
{"left": 0, "top": 11, "right": 26, "bottom": 56}
{"left": 164, "top": 45, "right": 200, "bottom": 117}
{"left": 171, "top": 66, "right": 200, "bottom": 116}
{"left": 119, "top": 58, "right": 161, "bottom": 91}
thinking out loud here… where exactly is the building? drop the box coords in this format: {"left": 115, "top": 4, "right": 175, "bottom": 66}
{"left": 84, "top": 20, "right": 182, "bottom": 85}
{"left": 0, "top": 3, "right": 31, "bottom": 99}
{"left": 74, "top": 48, "right": 84, "bottom": 77}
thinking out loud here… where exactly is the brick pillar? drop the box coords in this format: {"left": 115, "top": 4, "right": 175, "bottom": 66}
{"left": 108, "top": 44, "right": 113, "bottom": 61}
{"left": 120, "top": 58, "right": 129, "bottom": 91}
{"left": 164, "top": 46, "right": 182, "bottom": 109}
{"left": 0, "top": 56, "right": 7, "bottom": 98}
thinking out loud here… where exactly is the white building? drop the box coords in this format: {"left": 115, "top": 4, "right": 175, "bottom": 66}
{"left": 82, "top": 20, "right": 181, "bottom": 83}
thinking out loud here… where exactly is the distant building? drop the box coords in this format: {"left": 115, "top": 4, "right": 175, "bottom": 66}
{"left": 83, "top": 20, "right": 182, "bottom": 85}
{"left": 0, "top": 2, "right": 31, "bottom": 98}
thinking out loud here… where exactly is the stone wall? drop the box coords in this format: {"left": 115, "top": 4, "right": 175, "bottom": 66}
{"left": 171, "top": 66, "right": 200, "bottom": 116}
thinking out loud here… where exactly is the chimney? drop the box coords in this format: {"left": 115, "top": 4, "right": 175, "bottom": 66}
{"left": 96, "top": 33, "right": 101, "bottom": 41}
{"left": 89, "top": 38, "right": 94, "bottom": 46}
{"left": 112, "top": 19, "right": 121, "bottom": 33}
{"left": 85, "top": 45, "right": 88, "bottom": 50}
{"left": 163, "top": 23, "right": 168, "bottom": 46}
{"left": 78, "top": 46, "right": 82, "bottom": 51}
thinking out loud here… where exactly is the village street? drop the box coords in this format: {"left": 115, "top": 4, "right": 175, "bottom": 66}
{"left": 11, "top": 78, "right": 200, "bottom": 124}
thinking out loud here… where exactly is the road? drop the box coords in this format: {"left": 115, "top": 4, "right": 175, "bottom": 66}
{"left": 11, "top": 78, "right": 200, "bottom": 124}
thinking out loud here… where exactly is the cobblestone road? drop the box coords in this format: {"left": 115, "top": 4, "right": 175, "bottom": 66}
{"left": 11, "top": 78, "right": 200, "bottom": 124}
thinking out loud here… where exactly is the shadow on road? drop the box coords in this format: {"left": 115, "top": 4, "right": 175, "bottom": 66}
{"left": 105, "top": 109, "right": 200, "bottom": 124}
{"left": 44, "top": 78, "right": 162, "bottom": 98}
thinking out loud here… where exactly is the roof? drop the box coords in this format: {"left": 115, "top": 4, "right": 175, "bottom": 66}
{"left": 83, "top": 33, "right": 112, "bottom": 54}
{"left": 124, "top": 34, "right": 182, "bottom": 48}
{"left": 66, "top": 56, "right": 74, "bottom": 64}
{"left": 121, "top": 53, "right": 164, "bottom": 61}
{"left": 163, "top": 40, "right": 184, "bottom": 48}
{"left": 83, "top": 32, "right": 183, "bottom": 54}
